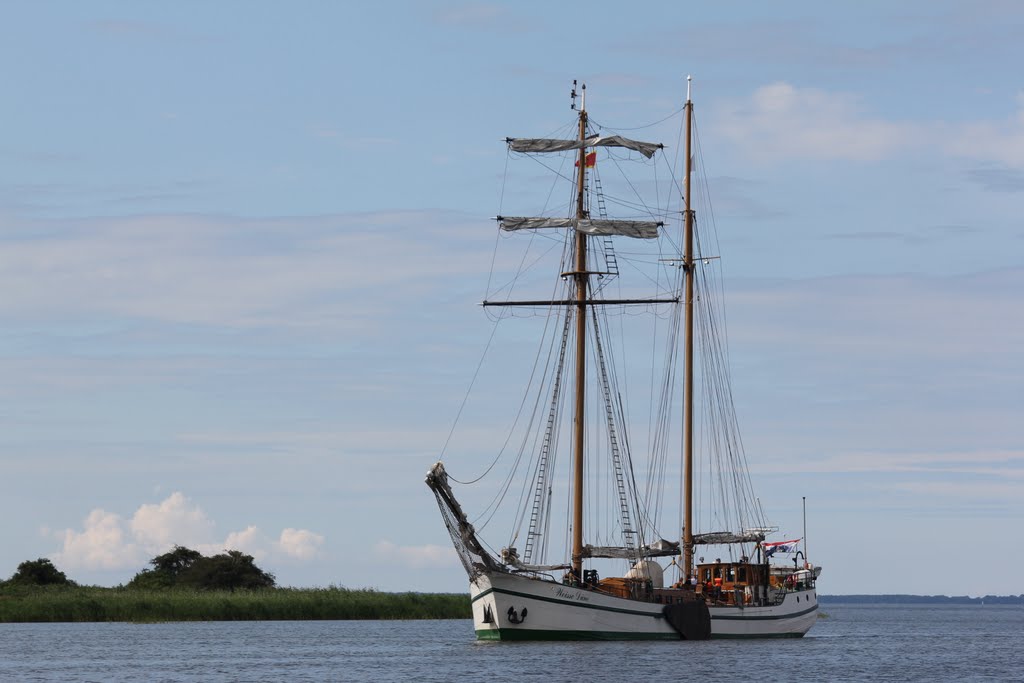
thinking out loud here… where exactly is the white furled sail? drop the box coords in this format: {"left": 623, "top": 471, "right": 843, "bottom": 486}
{"left": 508, "top": 135, "right": 662, "bottom": 159}
{"left": 693, "top": 531, "right": 766, "bottom": 545}
{"left": 583, "top": 540, "right": 680, "bottom": 559}
{"left": 498, "top": 216, "right": 662, "bottom": 239}
{"left": 577, "top": 219, "right": 661, "bottom": 239}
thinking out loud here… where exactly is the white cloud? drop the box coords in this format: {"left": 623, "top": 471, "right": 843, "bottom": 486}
{"left": 52, "top": 492, "right": 324, "bottom": 572}
{"left": 213, "top": 526, "right": 324, "bottom": 562}
{"left": 714, "top": 82, "right": 917, "bottom": 162}
{"left": 55, "top": 509, "right": 144, "bottom": 571}
{"left": 130, "top": 492, "right": 214, "bottom": 548}
{"left": 278, "top": 528, "right": 325, "bottom": 560}
{"left": 715, "top": 83, "right": 1024, "bottom": 168}
{"left": 221, "top": 525, "right": 267, "bottom": 558}
{"left": 372, "top": 540, "right": 459, "bottom": 569}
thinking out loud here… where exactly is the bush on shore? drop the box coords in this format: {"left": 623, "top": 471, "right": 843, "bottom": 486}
{"left": 127, "top": 546, "right": 276, "bottom": 591}
{"left": 3, "top": 558, "right": 76, "bottom": 588}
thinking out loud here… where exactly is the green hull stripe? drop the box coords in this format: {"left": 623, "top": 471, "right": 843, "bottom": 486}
{"left": 476, "top": 629, "right": 807, "bottom": 641}
{"left": 473, "top": 585, "right": 818, "bottom": 622}
{"left": 476, "top": 628, "right": 679, "bottom": 641}
{"left": 712, "top": 632, "right": 806, "bottom": 639}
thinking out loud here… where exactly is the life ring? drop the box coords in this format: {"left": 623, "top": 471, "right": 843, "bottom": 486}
{"left": 784, "top": 574, "right": 796, "bottom": 588}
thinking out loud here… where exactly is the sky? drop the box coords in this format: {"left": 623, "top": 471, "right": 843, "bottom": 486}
{"left": 0, "top": 1, "right": 1021, "bottom": 596}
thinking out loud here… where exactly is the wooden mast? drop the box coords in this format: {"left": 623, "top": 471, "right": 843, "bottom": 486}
{"left": 682, "top": 77, "right": 695, "bottom": 580}
{"left": 570, "top": 85, "right": 588, "bottom": 582}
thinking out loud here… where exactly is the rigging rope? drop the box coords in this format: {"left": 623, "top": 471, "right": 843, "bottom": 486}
{"left": 450, "top": 102, "right": 771, "bottom": 570}
{"left": 590, "top": 104, "right": 687, "bottom": 132}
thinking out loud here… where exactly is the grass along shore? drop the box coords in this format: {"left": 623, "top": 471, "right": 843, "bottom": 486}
{"left": 0, "top": 585, "right": 471, "bottom": 623}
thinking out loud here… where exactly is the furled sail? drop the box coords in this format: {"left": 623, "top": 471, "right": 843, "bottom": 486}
{"left": 578, "top": 219, "right": 662, "bottom": 239}
{"left": 583, "top": 539, "right": 680, "bottom": 559}
{"left": 507, "top": 135, "right": 662, "bottom": 159}
{"left": 498, "top": 216, "right": 662, "bottom": 239}
{"left": 693, "top": 531, "right": 766, "bottom": 545}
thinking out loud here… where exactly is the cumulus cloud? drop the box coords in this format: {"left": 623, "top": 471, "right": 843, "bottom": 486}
{"left": 215, "top": 526, "right": 325, "bottom": 562}
{"left": 372, "top": 540, "right": 459, "bottom": 569}
{"left": 714, "top": 82, "right": 918, "bottom": 162}
{"left": 130, "top": 492, "right": 215, "bottom": 548}
{"left": 52, "top": 492, "right": 324, "bottom": 571}
{"left": 56, "top": 509, "right": 144, "bottom": 571}
{"left": 279, "top": 528, "right": 325, "bottom": 560}
{"left": 715, "top": 83, "right": 1024, "bottom": 169}
{"left": 221, "top": 526, "right": 266, "bottom": 558}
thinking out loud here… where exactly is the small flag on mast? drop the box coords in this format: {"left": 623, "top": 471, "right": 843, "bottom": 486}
{"left": 762, "top": 539, "right": 800, "bottom": 557}
{"left": 575, "top": 150, "right": 597, "bottom": 168}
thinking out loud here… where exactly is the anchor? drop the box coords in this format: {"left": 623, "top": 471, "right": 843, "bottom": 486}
{"left": 506, "top": 606, "right": 528, "bottom": 624}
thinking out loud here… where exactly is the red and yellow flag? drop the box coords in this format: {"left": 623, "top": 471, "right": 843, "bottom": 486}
{"left": 575, "top": 150, "right": 597, "bottom": 168}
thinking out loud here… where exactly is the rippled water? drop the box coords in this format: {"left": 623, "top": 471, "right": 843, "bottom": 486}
{"left": 1, "top": 604, "right": 1020, "bottom": 681}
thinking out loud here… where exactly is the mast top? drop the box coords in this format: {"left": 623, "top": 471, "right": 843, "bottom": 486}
{"left": 570, "top": 80, "right": 586, "bottom": 112}
{"left": 686, "top": 75, "right": 692, "bottom": 103}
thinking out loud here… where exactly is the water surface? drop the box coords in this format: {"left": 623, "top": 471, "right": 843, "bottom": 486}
{"left": 1, "top": 604, "right": 1020, "bottom": 681}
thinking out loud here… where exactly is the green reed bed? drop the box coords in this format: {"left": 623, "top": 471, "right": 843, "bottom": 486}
{"left": 0, "top": 585, "right": 471, "bottom": 623}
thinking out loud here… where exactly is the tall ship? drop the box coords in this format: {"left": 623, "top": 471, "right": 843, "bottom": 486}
{"left": 427, "top": 79, "right": 821, "bottom": 640}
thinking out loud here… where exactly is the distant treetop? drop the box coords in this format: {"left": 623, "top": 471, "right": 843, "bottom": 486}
{"left": 128, "top": 546, "right": 276, "bottom": 591}
{"left": 5, "top": 558, "right": 76, "bottom": 587}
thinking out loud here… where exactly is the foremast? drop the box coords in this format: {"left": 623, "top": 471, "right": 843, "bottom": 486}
{"left": 570, "top": 89, "right": 588, "bottom": 582}
{"left": 470, "top": 83, "right": 670, "bottom": 579}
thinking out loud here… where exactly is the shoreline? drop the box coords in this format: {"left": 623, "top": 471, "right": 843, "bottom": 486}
{"left": 820, "top": 594, "right": 1023, "bottom": 605}
{"left": 0, "top": 586, "right": 471, "bottom": 623}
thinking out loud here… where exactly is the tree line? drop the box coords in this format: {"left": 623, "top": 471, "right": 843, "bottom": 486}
{"left": 2, "top": 546, "right": 275, "bottom": 591}
{"left": 820, "top": 594, "right": 1024, "bottom": 605}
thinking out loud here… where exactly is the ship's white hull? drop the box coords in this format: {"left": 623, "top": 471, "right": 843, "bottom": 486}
{"left": 470, "top": 571, "right": 818, "bottom": 640}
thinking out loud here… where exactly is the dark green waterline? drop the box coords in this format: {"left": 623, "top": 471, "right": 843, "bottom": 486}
{"left": 476, "top": 628, "right": 679, "bottom": 641}
{"left": 476, "top": 628, "right": 807, "bottom": 641}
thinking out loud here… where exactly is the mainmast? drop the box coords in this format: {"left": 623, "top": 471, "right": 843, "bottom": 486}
{"left": 682, "top": 76, "right": 695, "bottom": 579}
{"left": 491, "top": 84, "right": 669, "bottom": 580}
{"left": 570, "top": 84, "right": 588, "bottom": 582}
